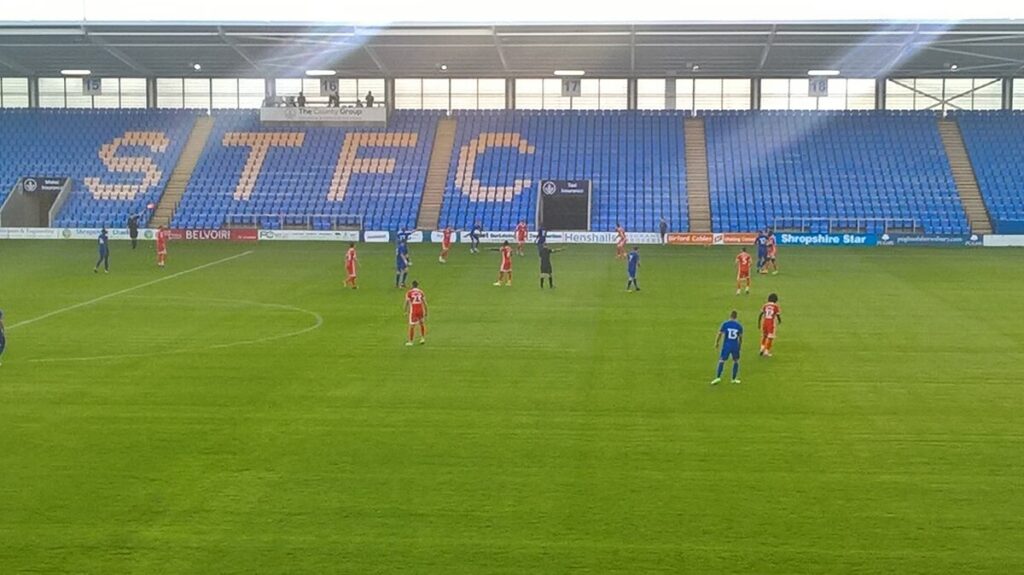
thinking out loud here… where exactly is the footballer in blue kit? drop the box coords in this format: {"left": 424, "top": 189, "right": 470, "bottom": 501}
{"left": 626, "top": 247, "right": 641, "bottom": 292}
{"left": 755, "top": 230, "right": 769, "bottom": 273}
{"left": 93, "top": 228, "right": 110, "bottom": 273}
{"left": 712, "top": 310, "right": 743, "bottom": 385}
{"left": 395, "top": 241, "right": 411, "bottom": 288}
{"left": 0, "top": 308, "right": 6, "bottom": 366}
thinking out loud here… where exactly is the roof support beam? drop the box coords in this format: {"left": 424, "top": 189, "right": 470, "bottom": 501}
{"left": 758, "top": 25, "right": 777, "bottom": 70}
{"left": 363, "top": 45, "right": 389, "bottom": 76}
{"left": 493, "top": 27, "right": 509, "bottom": 72}
{"left": 922, "top": 45, "right": 1024, "bottom": 65}
{"left": 83, "top": 26, "right": 151, "bottom": 76}
{"left": 219, "top": 26, "right": 263, "bottom": 74}
{"left": 630, "top": 26, "right": 636, "bottom": 73}
{"left": 0, "top": 51, "right": 32, "bottom": 75}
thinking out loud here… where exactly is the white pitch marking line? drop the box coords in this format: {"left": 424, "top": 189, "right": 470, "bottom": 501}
{"left": 27, "top": 296, "right": 323, "bottom": 364}
{"left": 7, "top": 250, "right": 255, "bottom": 331}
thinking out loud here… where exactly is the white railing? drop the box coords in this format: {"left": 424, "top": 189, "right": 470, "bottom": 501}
{"left": 224, "top": 213, "right": 364, "bottom": 230}
{"left": 772, "top": 216, "right": 921, "bottom": 234}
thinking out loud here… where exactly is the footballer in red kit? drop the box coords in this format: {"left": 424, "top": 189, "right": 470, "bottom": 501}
{"left": 758, "top": 293, "right": 783, "bottom": 357}
{"left": 438, "top": 226, "right": 453, "bottom": 263}
{"left": 736, "top": 247, "right": 752, "bottom": 295}
{"left": 515, "top": 221, "right": 528, "bottom": 256}
{"left": 491, "top": 240, "right": 514, "bottom": 286}
{"left": 404, "top": 281, "right": 428, "bottom": 345}
{"left": 344, "top": 243, "right": 358, "bottom": 289}
{"left": 615, "top": 223, "right": 627, "bottom": 259}
{"left": 156, "top": 226, "right": 169, "bottom": 268}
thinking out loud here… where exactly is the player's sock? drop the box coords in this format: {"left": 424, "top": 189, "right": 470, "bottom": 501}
{"left": 633, "top": 280, "right": 639, "bottom": 290}
{"left": 716, "top": 362, "right": 725, "bottom": 379}
{"left": 548, "top": 277, "right": 554, "bottom": 288}
{"left": 408, "top": 327, "right": 414, "bottom": 341}
{"left": 732, "top": 362, "right": 739, "bottom": 380}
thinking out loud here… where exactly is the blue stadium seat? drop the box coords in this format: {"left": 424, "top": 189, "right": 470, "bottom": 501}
{"left": 703, "top": 110, "right": 968, "bottom": 234}
{"left": 0, "top": 109, "right": 200, "bottom": 227}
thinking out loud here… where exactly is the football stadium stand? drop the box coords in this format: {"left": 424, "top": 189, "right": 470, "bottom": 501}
{"left": 952, "top": 111, "right": 1024, "bottom": 234}
{"left": 1, "top": 109, "right": 1000, "bottom": 235}
{"left": 439, "top": 110, "right": 689, "bottom": 232}
{"left": 0, "top": 109, "right": 199, "bottom": 228}
{"left": 703, "top": 111, "right": 969, "bottom": 234}
{"left": 172, "top": 110, "right": 440, "bottom": 230}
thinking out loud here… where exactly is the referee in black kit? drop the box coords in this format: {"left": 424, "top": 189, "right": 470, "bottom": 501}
{"left": 538, "top": 243, "right": 563, "bottom": 289}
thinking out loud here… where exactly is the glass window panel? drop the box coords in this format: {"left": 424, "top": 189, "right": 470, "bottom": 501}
{"left": 211, "top": 78, "right": 239, "bottom": 109}
{"left": 358, "top": 79, "right": 384, "bottom": 106}
{"left": 0, "top": 77, "right": 30, "bottom": 108}
{"left": 760, "top": 78, "right": 790, "bottom": 110}
{"left": 515, "top": 78, "right": 543, "bottom": 109}
{"left": 1014, "top": 79, "right": 1024, "bottom": 110}
{"left": 675, "top": 79, "right": 694, "bottom": 111}
{"left": 637, "top": 78, "right": 666, "bottom": 110}
{"left": 91, "top": 78, "right": 120, "bottom": 108}
{"left": 120, "top": 78, "right": 147, "bottom": 108}
{"left": 183, "top": 78, "right": 210, "bottom": 110}
{"left": 539, "top": 78, "right": 569, "bottom": 110}
{"left": 846, "top": 78, "right": 876, "bottom": 109}
{"left": 693, "top": 79, "right": 724, "bottom": 110}
{"left": 962, "top": 79, "right": 1001, "bottom": 110}
{"left": 914, "top": 78, "right": 944, "bottom": 110}
{"left": 337, "top": 79, "right": 358, "bottom": 103}
{"left": 477, "top": 78, "right": 505, "bottom": 109}
{"left": 394, "top": 78, "right": 422, "bottom": 109}
{"left": 274, "top": 78, "right": 302, "bottom": 97}
{"left": 156, "top": 78, "right": 184, "bottom": 108}
{"left": 565, "top": 78, "right": 600, "bottom": 110}
{"left": 38, "top": 77, "right": 67, "bottom": 108}
{"left": 721, "top": 79, "right": 751, "bottom": 110}
{"left": 597, "top": 78, "right": 628, "bottom": 109}
{"left": 885, "top": 79, "right": 915, "bottom": 110}
{"left": 786, "top": 79, "right": 817, "bottom": 110}
{"left": 421, "top": 79, "right": 449, "bottom": 110}
{"left": 238, "top": 78, "right": 265, "bottom": 108}
{"left": 450, "top": 78, "right": 477, "bottom": 110}
{"left": 64, "top": 78, "right": 93, "bottom": 109}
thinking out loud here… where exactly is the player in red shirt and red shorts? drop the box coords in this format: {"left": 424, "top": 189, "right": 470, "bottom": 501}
{"left": 759, "top": 293, "right": 782, "bottom": 357}
{"left": 491, "top": 241, "right": 514, "bottom": 286}
{"left": 438, "top": 226, "right": 453, "bottom": 263}
{"left": 156, "top": 226, "right": 169, "bottom": 268}
{"left": 615, "top": 223, "right": 627, "bottom": 259}
{"left": 515, "top": 221, "right": 528, "bottom": 256}
{"left": 344, "top": 243, "right": 358, "bottom": 289}
{"left": 735, "top": 247, "right": 752, "bottom": 295}
{"left": 405, "top": 281, "right": 428, "bottom": 346}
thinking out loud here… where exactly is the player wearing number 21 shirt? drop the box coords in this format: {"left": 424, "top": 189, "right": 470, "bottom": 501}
{"left": 405, "top": 281, "right": 428, "bottom": 346}
{"left": 758, "top": 293, "right": 782, "bottom": 357}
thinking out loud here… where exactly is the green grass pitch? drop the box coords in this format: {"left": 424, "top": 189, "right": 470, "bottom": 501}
{"left": 1, "top": 240, "right": 1022, "bottom": 573}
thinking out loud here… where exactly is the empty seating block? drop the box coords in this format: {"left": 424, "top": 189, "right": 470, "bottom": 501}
{"left": 174, "top": 110, "right": 440, "bottom": 230}
{"left": 0, "top": 109, "right": 199, "bottom": 227}
{"left": 704, "top": 111, "right": 968, "bottom": 234}
{"left": 953, "top": 111, "right": 1024, "bottom": 229}
{"left": 440, "top": 110, "right": 689, "bottom": 232}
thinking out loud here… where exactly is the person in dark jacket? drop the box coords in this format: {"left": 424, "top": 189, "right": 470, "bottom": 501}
{"left": 127, "top": 213, "right": 140, "bottom": 249}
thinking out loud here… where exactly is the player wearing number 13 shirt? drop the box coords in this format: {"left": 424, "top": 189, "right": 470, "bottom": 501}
{"left": 405, "top": 281, "right": 428, "bottom": 346}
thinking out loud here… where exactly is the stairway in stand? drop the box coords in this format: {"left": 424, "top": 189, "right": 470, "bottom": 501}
{"left": 938, "top": 118, "right": 992, "bottom": 235}
{"left": 151, "top": 115, "right": 215, "bottom": 227}
{"left": 684, "top": 117, "right": 712, "bottom": 233}
{"left": 416, "top": 116, "right": 457, "bottom": 230}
